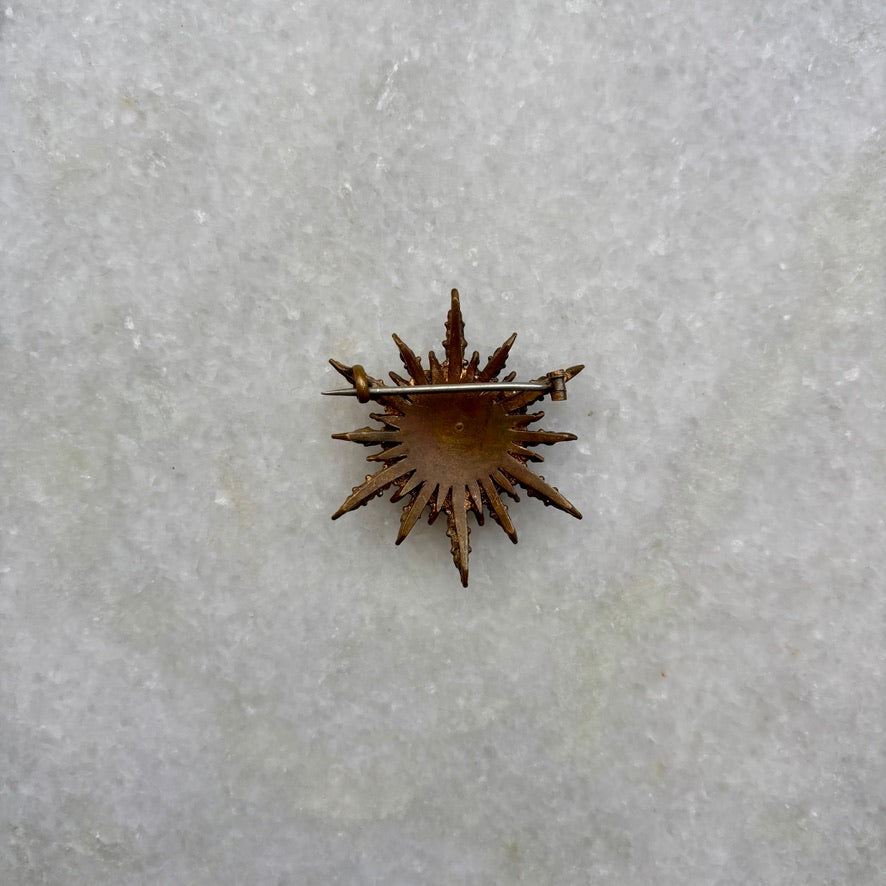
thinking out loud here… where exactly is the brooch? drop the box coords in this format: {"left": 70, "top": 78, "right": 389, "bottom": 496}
{"left": 325, "top": 289, "right": 584, "bottom": 586}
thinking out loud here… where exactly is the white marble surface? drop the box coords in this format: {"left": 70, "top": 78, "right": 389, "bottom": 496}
{"left": 3, "top": 1, "right": 885, "bottom": 883}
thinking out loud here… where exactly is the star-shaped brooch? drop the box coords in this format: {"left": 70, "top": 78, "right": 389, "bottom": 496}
{"left": 324, "top": 288, "right": 584, "bottom": 586}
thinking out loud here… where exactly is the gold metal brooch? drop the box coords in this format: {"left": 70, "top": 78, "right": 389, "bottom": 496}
{"left": 324, "top": 289, "right": 584, "bottom": 586}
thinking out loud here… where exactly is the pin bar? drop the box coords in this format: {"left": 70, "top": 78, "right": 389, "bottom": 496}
{"left": 325, "top": 362, "right": 577, "bottom": 402}
{"left": 323, "top": 381, "right": 550, "bottom": 399}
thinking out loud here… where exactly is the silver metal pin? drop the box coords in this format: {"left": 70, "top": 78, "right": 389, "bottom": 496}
{"left": 322, "top": 381, "right": 551, "bottom": 399}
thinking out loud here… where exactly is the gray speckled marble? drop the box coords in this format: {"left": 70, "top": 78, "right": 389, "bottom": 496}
{"left": 2, "top": 1, "right": 885, "bottom": 883}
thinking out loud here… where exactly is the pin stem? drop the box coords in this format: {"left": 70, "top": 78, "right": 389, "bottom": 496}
{"left": 322, "top": 381, "right": 553, "bottom": 399}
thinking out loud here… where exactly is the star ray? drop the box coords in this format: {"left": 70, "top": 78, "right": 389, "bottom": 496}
{"left": 447, "top": 501, "right": 471, "bottom": 587}
{"left": 502, "top": 457, "right": 582, "bottom": 518}
{"left": 370, "top": 412, "right": 405, "bottom": 428}
{"left": 490, "top": 468, "right": 519, "bottom": 500}
{"left": 467, "top": 478, "right": 485, "bottom": 522}
{"left": 480, "top": 476, "right": 518, "bottom": 542}
{"left": 477, "top": 332, "right": 517, "bottom": 382}
{"left": 391, "top": 468, "right": 424, "bottom": 501}
{"left": 392, "top": 334, "right": 429, "bottom": 384}
{"left": 367, "top": 443, "right": 408, "bottom": 462}
{"left": 512, "top": 429, "right": 578, "bottom": 445}
{"left": 508, "top": 444, "right": 544, "bottom": 462}
{"left": 444, "top": 289, "right": 467, "bottom": 382}
{"left": 396, "top": 483, "right": 434, "bottom": 544}
{"left": 428, "top": 351, "right": 444, "bottom": 383}
{"left": 332, "top": 427, "right": 401, "bottom": 445}
{"left": 465, "top": 351, "right": 480, "bottom": 381}
{"left": 510, "top": 412, "right": 545, "bottom": 428}
{"left": 332, "top": 462, "right": 414, "bottom": 518}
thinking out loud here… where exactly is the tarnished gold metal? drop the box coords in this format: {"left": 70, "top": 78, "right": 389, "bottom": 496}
{"left": 327, "top": 289, "right": 584, "bottom": 586}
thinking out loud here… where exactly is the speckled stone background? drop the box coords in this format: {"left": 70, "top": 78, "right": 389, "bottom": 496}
{"left": 2, "top": 1, "right": 885, "bottom": 883}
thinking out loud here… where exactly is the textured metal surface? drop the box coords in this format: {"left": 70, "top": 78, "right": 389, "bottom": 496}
{"left": 328, "top": 289, "right": 584, "bottom": 586}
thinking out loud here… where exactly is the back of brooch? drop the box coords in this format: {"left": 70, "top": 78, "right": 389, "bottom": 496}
{"left": 324, "top": 288, "right": 584, "bottom": 586}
